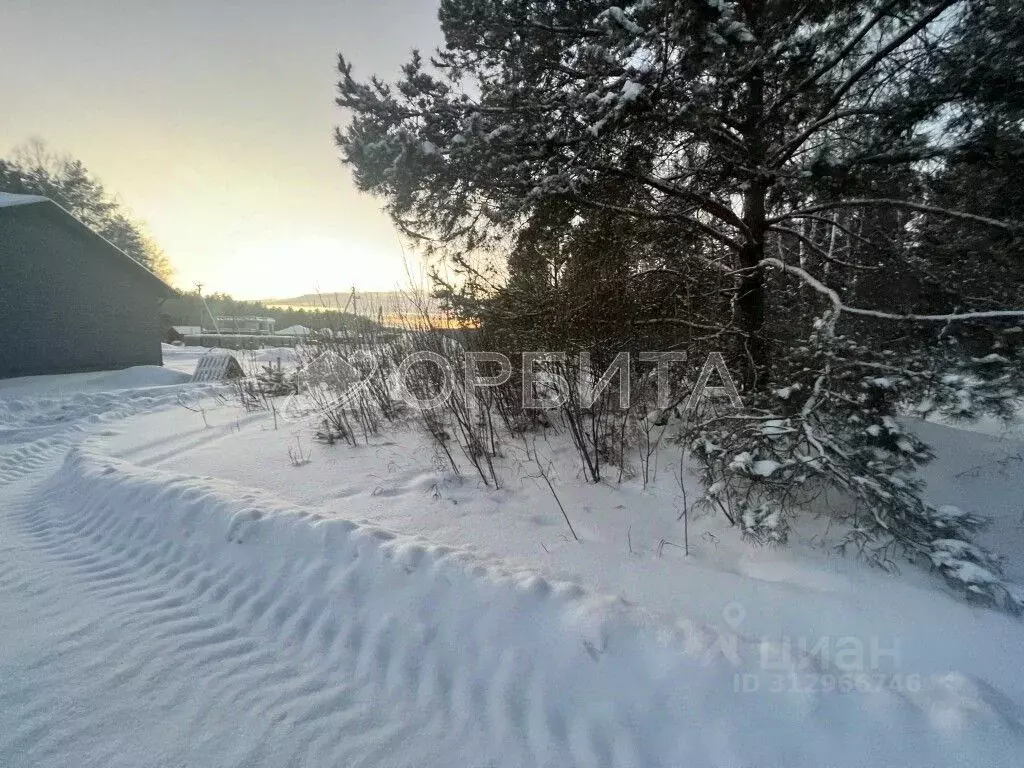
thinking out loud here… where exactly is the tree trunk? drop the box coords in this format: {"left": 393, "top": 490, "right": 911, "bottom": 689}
{"left": 737, "top": 184, "right": 769, "bottom": 392}
{"left": 737, "top": 6, "right": 770, "bottom": 393}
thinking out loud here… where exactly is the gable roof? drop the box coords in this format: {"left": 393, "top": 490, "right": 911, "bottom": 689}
{"left": 0, "top": 192, "right": 175, "bottom": 297}
{"left": 0, "top": 192, "right": 49, "bottom": 208}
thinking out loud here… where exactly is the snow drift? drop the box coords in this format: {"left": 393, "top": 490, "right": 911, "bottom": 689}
{"left": 2, "top": 439, "right": 1020, "bottom": 767}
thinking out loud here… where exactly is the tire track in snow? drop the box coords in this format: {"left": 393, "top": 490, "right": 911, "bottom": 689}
{"left": 4, "top": 401, "right": 1022, "bottom": 767}
{"left": 0, "top": 453, "right": 591, "bottom": 767}
{"left": 2, "top": 507, "right": 447, "bottom": 766}
{"left": 0, "top": 436, "right": 73, "bottom": 486}
{"left": 0, "top": 386, "right": 394, "bottom": 766}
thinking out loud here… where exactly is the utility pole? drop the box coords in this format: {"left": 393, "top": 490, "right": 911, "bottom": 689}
{"left": 194, "top": 282, "right": 220, "bottom": 334}
{"left": 194, "top": 282, "right": 203, "bottom": 331}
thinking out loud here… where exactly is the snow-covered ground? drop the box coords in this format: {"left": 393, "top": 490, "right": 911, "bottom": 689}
{"left": 1, "top": 348, "right": 1023, "bottom": 767}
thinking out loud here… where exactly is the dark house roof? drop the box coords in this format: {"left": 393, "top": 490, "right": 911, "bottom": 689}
{"left": 0, "top": 192, "right": 175, "bottom": 297}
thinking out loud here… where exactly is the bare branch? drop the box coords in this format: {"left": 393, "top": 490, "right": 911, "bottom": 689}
{"left": 638, "top": 173, "right": 751, "bottom": 238}
{"left": 586, "top": 164, "right": 750, "bottom": 239}
{"left": 771, "top": 199, "right": 1021, "bottom": 232}
{"left": 568, "top": 193, "right": 741, "bottom": 254}
{"left": 820, "top": 0, "right": 958, "bottom": 121}
{"left": 770, "top": 0, "right": 903, "bottom": 115}
{"left": 772, "top": 0, "right": 958, "bottom": 165}
{"left": 760, "top": 258, "right": 843, "bottom": 316}
{"left": 761, "top": 258, "right": 1024, "bottom": 324}
{"left": 769, "top": 224, "right": 880, "bottom": 270}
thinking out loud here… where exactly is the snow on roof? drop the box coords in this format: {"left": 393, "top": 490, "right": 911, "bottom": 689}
{"left": 0, "top": 191, "right": 173, "bottom": 295}
{"left": 0, "top": 192, "right": 49, "bottom": 208}
{"left": 275, "top": 324, "right": 312, "bottom": 336}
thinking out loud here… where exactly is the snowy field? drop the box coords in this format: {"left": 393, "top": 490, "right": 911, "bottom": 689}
{"left": 1, "top": 347, "right": 1023, "bottom": 767}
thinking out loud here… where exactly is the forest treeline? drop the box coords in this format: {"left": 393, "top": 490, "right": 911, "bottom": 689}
{"left": 1, "top": 139, "right": 173, "bottom": 281}
{"left": 162, "top": 291, "right": 379, "bottom": 334}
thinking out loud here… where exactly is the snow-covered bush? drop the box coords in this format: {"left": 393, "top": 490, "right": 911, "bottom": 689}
{"left": 688, "top": 322, "right": 1024, "bottom": 613}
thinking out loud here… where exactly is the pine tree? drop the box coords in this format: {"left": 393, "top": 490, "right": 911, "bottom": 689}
{"left": 335, "top": 0, "right": 1024, "bottom": 610}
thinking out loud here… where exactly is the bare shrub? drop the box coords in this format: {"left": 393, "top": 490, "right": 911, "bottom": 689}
{"left": 287, "top": 434, "right": 311, "bottom": 466}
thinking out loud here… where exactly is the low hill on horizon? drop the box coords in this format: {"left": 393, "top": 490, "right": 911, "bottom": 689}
{"left": 264, "top": 290, "right": 451, "bottom": 328}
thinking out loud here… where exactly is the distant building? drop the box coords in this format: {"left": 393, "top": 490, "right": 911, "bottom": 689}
{"left": 164, "top": 325, "right": 203, "bottom": 344}
{"left": 0, "top": 192, "right": 173, "bottom": 378}
{"left": 214, "top": 316, "right": 275, "bottom": 335}
{"left": 275, "top": 324, "right": 311, "bottom": 338}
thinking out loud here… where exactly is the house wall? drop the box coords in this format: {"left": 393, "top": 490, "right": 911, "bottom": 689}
{"left": 0, "top": 204, "right": 165, "bottom": 378}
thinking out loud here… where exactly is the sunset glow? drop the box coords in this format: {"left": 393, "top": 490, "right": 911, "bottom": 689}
{"left": 0, "top": 0, "right": 441, "bottom": 298}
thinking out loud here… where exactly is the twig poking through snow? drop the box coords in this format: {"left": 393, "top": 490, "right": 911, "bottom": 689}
{"left": 531, "top": 440, "right": 579, "bottom": 542}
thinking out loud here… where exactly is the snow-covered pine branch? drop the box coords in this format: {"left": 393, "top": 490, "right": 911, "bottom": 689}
{"left": 336, "top": 0, "right": 1024, "bottom": 611}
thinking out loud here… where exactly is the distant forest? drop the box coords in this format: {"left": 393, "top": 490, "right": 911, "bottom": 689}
{"left": 162, "top": 291, "right": 380, "bottom": 334}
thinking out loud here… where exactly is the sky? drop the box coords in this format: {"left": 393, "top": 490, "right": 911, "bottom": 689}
{"left": 0, "top": 0, "right": 443, "bottom": 299}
